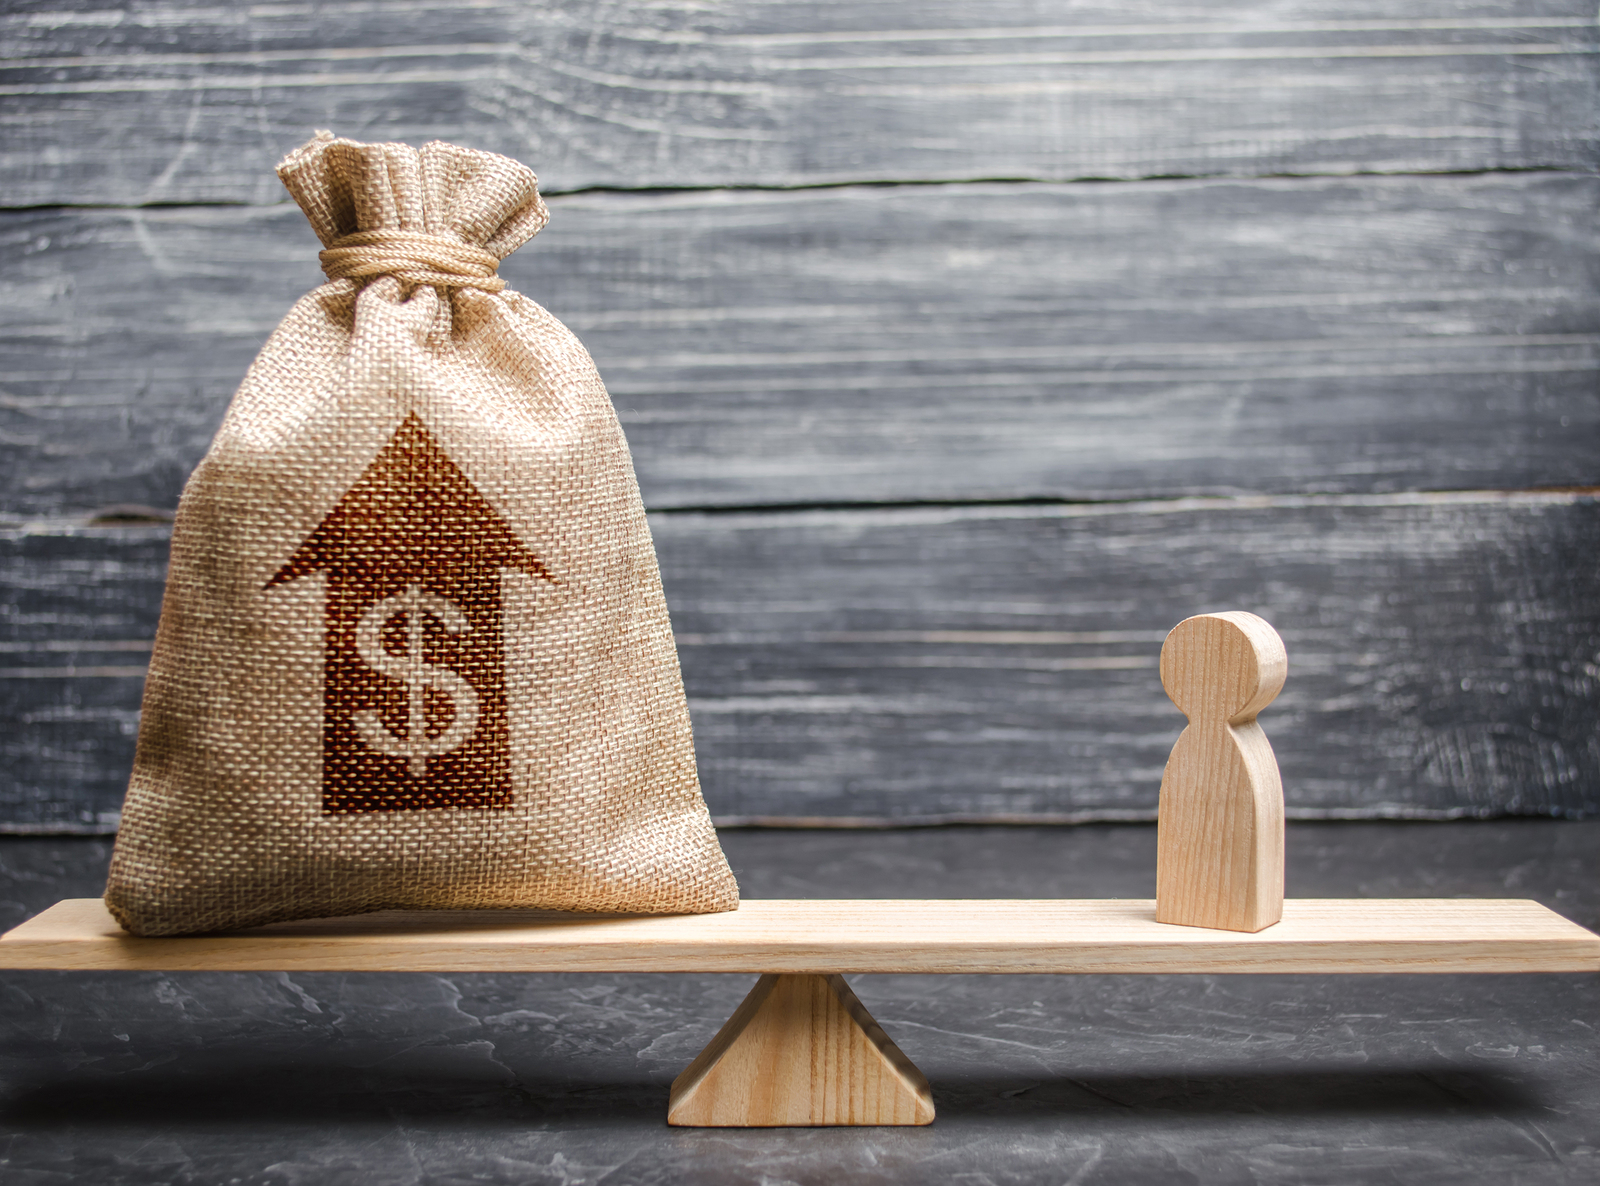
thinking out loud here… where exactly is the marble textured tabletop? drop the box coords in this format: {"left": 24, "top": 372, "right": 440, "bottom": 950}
{"left": 1, "top": 819, "right": 1596, "bottom": 1185}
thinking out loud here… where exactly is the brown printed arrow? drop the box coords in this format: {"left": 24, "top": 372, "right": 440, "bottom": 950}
{"left": 268, "top": 413, "right": 550, "bottom": 814}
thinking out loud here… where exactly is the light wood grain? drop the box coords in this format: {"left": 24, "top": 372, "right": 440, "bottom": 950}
{"left": 1156, "top": 613, "right": 1287, "bottom": 932}
{"left": 2, "top": 1, "right": 1594, "bottom": 205}
{"left": 1, "top": 898, "right": 1594, "bottom": 975}
{"left": 667, "top": 973, "right": 935, "bottom": 1126}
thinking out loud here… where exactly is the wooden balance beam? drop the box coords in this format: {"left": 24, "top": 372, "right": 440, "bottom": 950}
{"left": 2, "top": 896, "right": 1596, "bottom": 1128}
{"left": 5, "top": 615, "right": 1596, "bottom": 1127}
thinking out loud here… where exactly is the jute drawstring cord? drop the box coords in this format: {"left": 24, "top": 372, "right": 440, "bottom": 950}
{"left": 318, "top": 229, "right": 507, "bottom": 292}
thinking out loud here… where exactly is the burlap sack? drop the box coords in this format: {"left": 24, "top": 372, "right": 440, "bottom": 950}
{"left": 105, "top": 132, "right": 739, "bottom": 936}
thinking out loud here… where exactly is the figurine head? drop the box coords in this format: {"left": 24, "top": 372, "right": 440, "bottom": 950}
{"left": 1160, "top": 611, "right": 1287, "bottom": 726}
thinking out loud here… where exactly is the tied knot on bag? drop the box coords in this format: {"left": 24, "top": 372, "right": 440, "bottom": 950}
{"left": 318, "top": 229, "right": 507, "bottom": 293}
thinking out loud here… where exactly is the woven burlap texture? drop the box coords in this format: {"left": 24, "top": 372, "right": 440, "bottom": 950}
{"left": 105, "top": 132, "right": 739, "bottom": 936}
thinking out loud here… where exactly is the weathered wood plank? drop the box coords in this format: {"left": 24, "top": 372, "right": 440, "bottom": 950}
{"left": 4, "top": 492, "right": 1597, "bottom": 829}
{"left": 661, "top": 491, "right": 1600, "bottom": 823}
{"left": 0, "top": 525, "right": 167, "bottom": 832}
{"left": 3, "top": 173, "right": 1596, "bottom": 516}
{"left": 1, "top": 1, "right": 1594, "bottom": 205}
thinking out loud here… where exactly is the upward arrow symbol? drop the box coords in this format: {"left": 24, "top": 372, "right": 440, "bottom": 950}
{"left": 268, "top": 413, "right": 551, "bottom": 814}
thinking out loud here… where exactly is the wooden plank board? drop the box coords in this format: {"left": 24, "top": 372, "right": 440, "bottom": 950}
{"left": 2, "top": 897, "right": 1594, "bottom": 975}
{"left": 4, "top": 491, "right": 1598, "bottom": 829}
{"left": 662, "top": 491, "right": 1600, "bottom": 824}
{"left": 3, "top": 174, "right": 1596, "bottom": 516}
{"left": 2, "top": 1, "right": 1595, "bottom": 205}
{"left": 0, "top": 525, "right": 167, "bottom": 832}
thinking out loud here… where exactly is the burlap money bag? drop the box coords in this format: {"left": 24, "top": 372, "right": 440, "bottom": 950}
{"left": 104, "top": 132, "right": 739, "bottom": 936}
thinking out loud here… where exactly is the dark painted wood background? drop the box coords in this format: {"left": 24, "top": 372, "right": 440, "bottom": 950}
{"left": 2, "top": 1, "right": 1597, "bottom": 830}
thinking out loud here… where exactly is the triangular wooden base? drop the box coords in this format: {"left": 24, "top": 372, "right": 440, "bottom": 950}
{"left": 668, "top": 973, "right": 935, "bottom": 1126}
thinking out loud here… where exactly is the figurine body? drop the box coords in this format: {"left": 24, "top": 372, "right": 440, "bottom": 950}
{"left": 1156, "top": 611, "right": 1287, "bottom": 932}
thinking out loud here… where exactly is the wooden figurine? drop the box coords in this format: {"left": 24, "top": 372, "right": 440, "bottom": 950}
{"left": 667, "top": 973, "right": 935, "bottom": 1126}
{"left": 1156, "top": 611, "right": 1288, "bottom": 933}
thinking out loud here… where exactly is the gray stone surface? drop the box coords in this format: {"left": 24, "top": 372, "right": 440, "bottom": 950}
{"left": 0, "top": 820, "right": 1595, "bottom": 1184}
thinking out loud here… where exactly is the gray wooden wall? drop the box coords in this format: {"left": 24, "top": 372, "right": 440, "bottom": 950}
{"left": 3, "top": 1, "right": 1598, "bottom": 830}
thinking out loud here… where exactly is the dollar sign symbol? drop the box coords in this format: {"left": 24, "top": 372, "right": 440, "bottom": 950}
{"left": 352, "top": 584, "right": 481, "bottom": 777}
